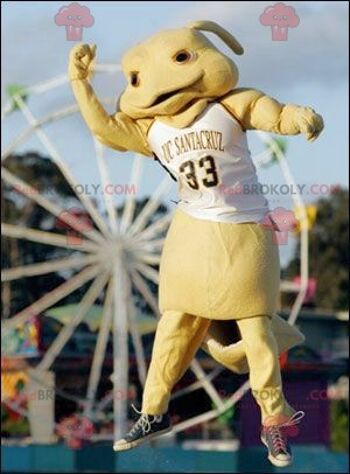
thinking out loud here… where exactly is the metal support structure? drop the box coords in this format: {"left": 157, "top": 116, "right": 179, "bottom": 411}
{"left": 112, "top": 249, "right": 129, "bottom": 442}
{"left": 258, "top": 132, "right": 309, "bottom": 325}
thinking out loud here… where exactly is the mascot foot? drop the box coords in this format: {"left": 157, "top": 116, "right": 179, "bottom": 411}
{"left": 261, "top": 425, "right": 292, "bottom": 467}
{"left": 260, "top": 411, "right": 305, "bottom": 468}
{"left": 113, "top": 410, "right": 172, "bottom": 452}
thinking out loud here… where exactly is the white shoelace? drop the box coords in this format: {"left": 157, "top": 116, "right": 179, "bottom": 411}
{"left": 279, "top": 410, "right": 305, "bottom": 428}
{"left": 130, "top": 404, "right": 162, "bottom": 436}
{"left": 267, "top": 411, "right": 305, "bottom": 454}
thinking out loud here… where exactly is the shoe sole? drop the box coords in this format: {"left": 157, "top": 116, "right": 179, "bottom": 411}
{"left": 260, "top": 435, "right": 292, "bottom": 468}
{"left": 113, "top": 427, "right": 172, "bottom": 452}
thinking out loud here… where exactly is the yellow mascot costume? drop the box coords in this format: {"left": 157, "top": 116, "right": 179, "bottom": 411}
{"left": 69, "top": 21, "right": 323, "bottom": 467}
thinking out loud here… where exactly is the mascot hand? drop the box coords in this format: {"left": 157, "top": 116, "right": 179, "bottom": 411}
{"left": 69, "top": 43, "right": 96, "bottom": 81}
{"left": 294, "top": 107, "right": 324, "bottom": 142}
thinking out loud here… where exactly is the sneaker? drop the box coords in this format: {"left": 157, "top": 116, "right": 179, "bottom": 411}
{"left": 261, "top": 411, "right": 305, "bottom": 468}
{"left": 113, "top": 405, "right": 172, "bottom": 452}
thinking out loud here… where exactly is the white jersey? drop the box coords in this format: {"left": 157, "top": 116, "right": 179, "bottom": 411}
{"left": 147, "top": 103, "right": 269, "bottom": 223}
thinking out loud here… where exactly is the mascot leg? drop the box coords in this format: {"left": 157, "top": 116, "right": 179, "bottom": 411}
{"left": 236, "top": 315, "right": 295, "bottom": 424}
{"left": 201, "top": 315, "right": 305, "bottom": 467}
{"left": 114, "top": 310, "right": 209, "bottom": 451}
{"left": 141, "top": 310, "right": 210, "bottom": 415}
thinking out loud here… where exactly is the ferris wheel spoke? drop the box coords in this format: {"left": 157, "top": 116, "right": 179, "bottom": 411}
{"left": 94, "top": 139, "right": 118, "bottom": 235}
{"left": 133, "top": 212, "right": 173, "bottom": 242}
{"left": 37, "top": 271, "right": 109, "bottom": 371}
{"left": 94, "top": 391, "right": 113, "bottom": 414}
{"left": 172, "top": 380, "right": 250, "bottom": 434}
{"left": 26, "top": 74, "right": 69, "bottom": 96}
{"left": 252, "top": 148, "right": 274, "bottom": 168}
{"left": 171, "top": 366, "right": 223, "bottom": 400}
{"left": 126, "top": 176, "right": 173, "bottom": 236}
{"left": 2, "top": 99, "right": 115, "bottom": 161}
{"left": 119, "top": 155, "right": 143, "bottom": 234}
{"left": 2, "top": 127, "right": 39, "bottom": 162}
{"left": 2, "top": 168, "right": 104, "bottom": 245}
{"left": 1, "top": 102, "right": 14, "bottom": 120}
{"left": 189, "top": 359, "right": 226, "bottom": 410}
{"left": 2, "top": 264, "right": 102, "bottom": 329}
{"left": 2, "top": 223, "right": 98, "bottom": 253}
{"left": 1, "top": 105, "right": 78, "bottom": 162}
{"left": 129, "top": 269, "right": 160, "bottom": 318}
{"left": 1, "top": 254, "right": 99, "bottom": 282}
{"left": 257, "top": 132, "right": 305, "bottom": 210}
{"left": 127, "top": 274, "right": 147, "bottom": 386}
{"left": 130, "top": 262, "right": 159, "bottom": 285}
{"left": 133, "top": 252, "right": 161, "bottom": 266}
{"left": 84, "top": 277, "right": 114, "bottom": 418}
{"left": 257, "top": 132, "right": 308, "bottom": 326}
{"left": 132, "top": 238, "right": 165, "bottom": 253}
{"left": 172, "top": 404, "right": 221, "bottom": 434}
{"left": 12, "top": 94, "right": 111, "bottom": 239}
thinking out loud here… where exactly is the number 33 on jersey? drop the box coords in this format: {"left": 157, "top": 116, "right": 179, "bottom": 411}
{"left": 147, "top": 103, "right": 269, "bottom": 224}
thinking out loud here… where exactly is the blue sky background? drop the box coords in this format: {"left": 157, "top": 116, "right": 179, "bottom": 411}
{"left": 1, "top": 1, "right": 349, "bottom": 265}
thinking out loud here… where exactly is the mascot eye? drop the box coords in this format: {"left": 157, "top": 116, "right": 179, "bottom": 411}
{"left": 173, "top": 50, "right": 193, "bottom": 64}
{"left": 130, "top": 72, "right": 140, "bottom": 87}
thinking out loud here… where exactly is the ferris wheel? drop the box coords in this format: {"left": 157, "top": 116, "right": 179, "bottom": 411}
{"left": 1, "top": 63, "right": 310, "bottom": 445}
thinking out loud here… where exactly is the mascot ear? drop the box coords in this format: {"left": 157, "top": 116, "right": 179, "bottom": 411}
{"left": 187, "top": 20, "right": 244, "bottom": 55}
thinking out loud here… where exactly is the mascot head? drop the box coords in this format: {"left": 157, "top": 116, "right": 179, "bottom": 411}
{"left": 119, "top": 21, "right": 244, "bottom": 120}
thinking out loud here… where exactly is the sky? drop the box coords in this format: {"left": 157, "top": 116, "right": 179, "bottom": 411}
{"left": 1, "top": 1, "right": 349, "bottom": 265}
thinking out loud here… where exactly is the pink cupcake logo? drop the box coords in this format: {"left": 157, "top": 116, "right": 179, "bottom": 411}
{"left": 54, "top": 2, "right": 94, "bottom": 41}
{"left": 260, "top": 2, "right": 300, "bottom": 41}
{"left": 260, "top": 207, "right": 298, "bottom": 245}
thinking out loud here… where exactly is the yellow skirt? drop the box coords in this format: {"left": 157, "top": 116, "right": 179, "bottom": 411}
{"left": 159, "top": 208, "right": 280, "bottom": 320}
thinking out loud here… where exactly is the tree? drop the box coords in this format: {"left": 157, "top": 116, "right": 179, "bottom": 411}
{"left": 285, "top": 187, "right": 349, "bottom": 310}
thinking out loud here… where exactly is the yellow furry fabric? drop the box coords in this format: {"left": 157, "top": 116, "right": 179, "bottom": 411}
{"left": 119, "top": 25, "right": 239, "bottom": 126}
{"left": 159, "top": 208, "right": 280, "bottom": 319}
{"left": 142, "top": 310, "right": 297, "bottom": 422}
{"left": 203, "top": 314, "right": 305, "bottom": 374}
{"left": 142, "top": 310, "right": 211, "bottom": 415}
